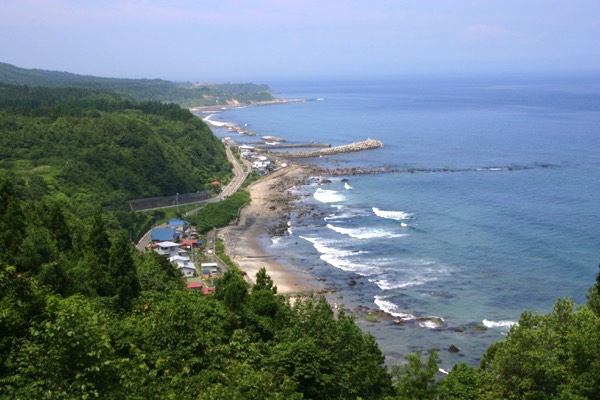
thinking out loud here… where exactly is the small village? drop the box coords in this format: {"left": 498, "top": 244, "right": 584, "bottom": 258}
{"left": 142, "top": 139, "right": 281, "bottom": 294}
{"left": 149, "top": 219, "right": 220, "bottom": 294}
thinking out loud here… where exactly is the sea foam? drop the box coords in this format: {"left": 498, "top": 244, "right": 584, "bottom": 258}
{"left": 372, "top": 207, "right": 413, "bottom": 220}
{"left": 373, "top": 278, "right": 430, "bottom": 290}
{"left": 299, "top": 236, "right": 378, "bottom": 274}
{"left": 314, "top": 188, "right": 346, "bottom": 203}
{"left": 482, "top": 319, "right": 517, "bottom": 329}
{"left": 326, "top": 223, "right": 407, "bottom": 239}
{"left": 374, "top": 295, "right": 415, "bottom": 319}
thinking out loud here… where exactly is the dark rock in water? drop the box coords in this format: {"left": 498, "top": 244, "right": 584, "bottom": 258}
{"left": 341, "top": 178, "right": 349, "bottom": 182}
{"left": 393, "top": 319, "right": 405, "bottom": 325}
{"left": 448, "top": 345, "right": 460, "bottom": 353}
{"left": 321, "top": 179, "right": 332, "bottom": 184}
{"left": 348, "top": 280, "right": 357, "bottom": 287}
{"left": 454, "top": 327, "right": 465, "bottom": 333}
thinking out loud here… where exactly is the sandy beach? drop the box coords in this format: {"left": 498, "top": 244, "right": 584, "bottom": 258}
{"left": 219, "top": 163, "right": 327, "bottom": 296}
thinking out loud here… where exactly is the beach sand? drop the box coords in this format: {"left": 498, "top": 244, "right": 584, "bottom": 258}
{"left": 219, "top": 163, "right": 326, "bottom": 295}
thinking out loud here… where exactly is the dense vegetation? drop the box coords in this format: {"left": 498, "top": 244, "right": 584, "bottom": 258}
{"left": 0, "top": 62, "right": 274, "bottom": 107}
{"left": 0, "top": 175, "right": 394, "bottom": 399}
{"left": 189, "top": 191, "right": 251, "bottom": 234}
{"left": 0, "top": 83, "right": 232, "bottom": 210}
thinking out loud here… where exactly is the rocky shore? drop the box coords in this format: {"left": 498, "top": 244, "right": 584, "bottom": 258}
{"left": 219, "top": 164, "right": 328, "bottom": 295}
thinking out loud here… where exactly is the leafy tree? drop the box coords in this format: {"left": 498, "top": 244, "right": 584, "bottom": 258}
{"left": 113, "top": 290, "right": 235, "bottom": 398}
{"left": 480, "top": 298, "right": 600, "bottom": 399}
{"left": 135, "top": 251, "right": 184, "bottom": 292}
{"left": 14, "top": 224, "right": 59, "bottom": 274}
{"left": 214, "top": 269, "right": 249, "bottom": 311}
{"left": 34, "top": 201, "right": 73, "bottom": 252}
{"left": 82, "top": 213, "right": 112, "bottom": 297}
{"left": 438, "top": 362, "right": 486, "bottom": 400}
{"left": 391, "top": 350, "right": 439, "bottom": 400}
{"left": 271, "top": 296, "right": 394, "bottom": 399}
{"left": 0, "top": 264, "right": 47, "bottom": 376}
{"left": 3, "top": 295, "right": 120, "bottom": 399}
{"left": 108, "top": 231, "right": 140, "bottom": 311}
{"left": 253, "top": 266, "right": 277, "bottom": 294}
{"left": 0, "top": 176, "right": 26, "bottom": 266}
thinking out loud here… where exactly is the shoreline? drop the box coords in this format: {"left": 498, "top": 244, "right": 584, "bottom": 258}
{"left": 204, "top": 104, "right": 498, "bottom": 369}
{"left": 219, "top": 163, "right": 328, "bottom": 296}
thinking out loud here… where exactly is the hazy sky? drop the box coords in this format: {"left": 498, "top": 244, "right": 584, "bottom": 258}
{"left": 1, "top": 0, "right": 599, "bottom": 82}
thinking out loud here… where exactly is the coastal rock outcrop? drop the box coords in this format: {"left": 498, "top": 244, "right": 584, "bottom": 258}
{"left": 448, "top": 345, "right": 460, "bottom": 353}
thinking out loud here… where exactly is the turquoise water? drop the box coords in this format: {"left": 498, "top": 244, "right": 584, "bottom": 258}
{"left": 201, "top": 73, "right": 600, "bottom": 368}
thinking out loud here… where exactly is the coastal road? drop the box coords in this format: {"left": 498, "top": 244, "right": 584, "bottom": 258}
{"left": 220, "top": 142, "right": 250, "bottom": 198}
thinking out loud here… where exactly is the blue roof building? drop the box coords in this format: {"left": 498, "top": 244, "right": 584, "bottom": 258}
{"left": 168, "top": 219, "right": 188, "bottom": 230}
{"left": 151, "top": 227, "right": 180, "bottom": 242}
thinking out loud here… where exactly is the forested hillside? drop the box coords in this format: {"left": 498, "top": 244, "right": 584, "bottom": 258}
{"left": 0, "top": 62, "right": 274, "bottom": 107}
{"left": 0, "top": 83, "right": 232, "bottom": 209}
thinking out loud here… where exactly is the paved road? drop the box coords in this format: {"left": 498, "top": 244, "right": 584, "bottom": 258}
{"left": 220, "top": 142, "right": 250, "bottom": 198}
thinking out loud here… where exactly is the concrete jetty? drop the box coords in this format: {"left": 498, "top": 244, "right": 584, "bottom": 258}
{"left": 284, "top": 138, "right": 383, "bottom": 158}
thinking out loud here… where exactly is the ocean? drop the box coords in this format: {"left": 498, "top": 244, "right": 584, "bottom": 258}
{"left": 199, "top": 73, "right": 600, "bottom": 369}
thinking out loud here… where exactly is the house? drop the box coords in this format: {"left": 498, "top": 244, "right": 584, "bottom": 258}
{"left": 201, "top": 262, "right": 220, "bottom": 274}
{"left": 179, "top": 239, "right": 203, "bottom": 251}
{"left": 154, "top": 241, "right": 182, "bottom": 257}
{"left": 201, "top": 287, "right": 214, "bottom": 295}
{"left": 169, "top": 255, "right": 196, "bottom": 277}
{"left": 151, "top": 227, "right": 180, "bottom": 243}
{"left": 178, "top": 265, "right": 196, "bottom": 278}
{"left": 168, "top": 219, "right": 188, "bottom": 232}
{"left": 169, "top": 254, "right": 190, "bottom": 266}
{"left": 185, "top": 278, "right": 203, "bottom": 290}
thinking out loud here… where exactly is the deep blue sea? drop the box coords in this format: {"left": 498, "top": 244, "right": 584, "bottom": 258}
{"left": 199, "top": 73, "right": 600, "bottom": 369}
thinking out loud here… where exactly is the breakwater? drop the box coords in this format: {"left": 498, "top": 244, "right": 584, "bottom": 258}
{"left": 257, "top": 143, "right": 330, "bottom": 150}
{"left": 284, "top": 138, "right": 383, "bottom": 158}
{"left": 307, "top": 162, "right": 558, "bottom": 176}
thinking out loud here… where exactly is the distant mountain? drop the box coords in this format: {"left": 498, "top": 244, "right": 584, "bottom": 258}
{"left": 0, "top": 61, "right": 274, "bottom": 107}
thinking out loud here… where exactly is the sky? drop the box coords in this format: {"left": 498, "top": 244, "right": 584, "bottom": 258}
{"left": 1, "top": 0, "right": 599, "bottom": 82}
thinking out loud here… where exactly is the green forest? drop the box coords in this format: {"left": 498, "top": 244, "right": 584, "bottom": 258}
{"left": 0, "top": 83, "right": 232, "bottom": 208}
{"left": 1, "top": 68, "right": 599, "bottom": 399}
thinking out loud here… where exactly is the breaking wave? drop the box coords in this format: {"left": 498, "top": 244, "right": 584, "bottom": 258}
{"left": 373, "top": 207, "right": 413, "bottom": 220}
{"left": 326, "top": 223, "right": 407, "bottom": 239}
